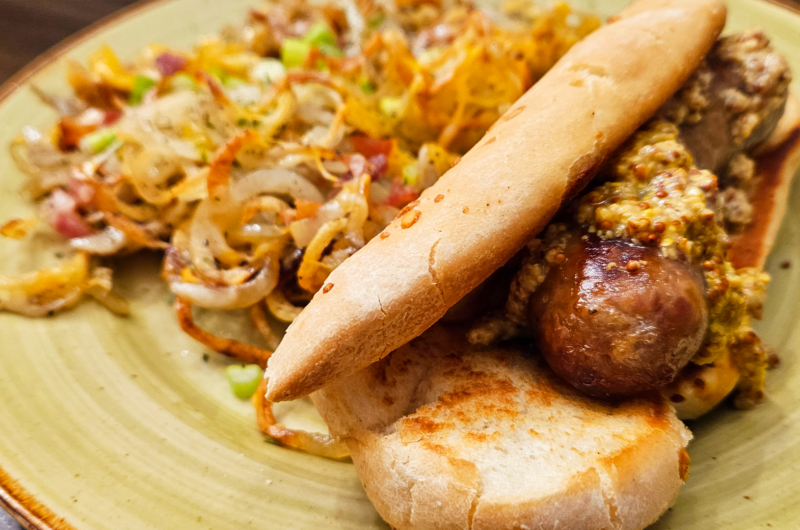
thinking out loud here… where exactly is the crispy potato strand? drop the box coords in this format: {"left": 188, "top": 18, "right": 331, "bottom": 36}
{"left": 174, "top": 296, "right": 272, "bottom": 368}
{"left": 252, "top": 378, "right": 350, "bottom": 460}
{"left": 250, "top": 302, "right": 281, "bottom": 351}
{"left": 207, "top": 130, "right": 259, "bottom": 200}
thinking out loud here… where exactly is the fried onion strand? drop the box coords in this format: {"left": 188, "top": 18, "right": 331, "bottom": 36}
{"left": 252, "top": 378, "right": 350, "bottom": 460}
{"left": 174, "top": 296, "right": 272, "bottom": 368}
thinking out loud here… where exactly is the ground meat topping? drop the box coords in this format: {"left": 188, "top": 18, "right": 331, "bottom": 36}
{"left": 658, "top": 63, "right": 712, "bottom": 126}
{"left": 720, "top": 187, "right": 754, "bottom": 230}
{"left": 713, "top": 29, "right": 791, "bottom": 147}
{"left": 725, "top": 152, "right": 756, "bottom": 188}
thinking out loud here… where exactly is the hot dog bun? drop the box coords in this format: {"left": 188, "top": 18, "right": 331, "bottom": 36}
{"left": 662, "top": 349, "right": 740, "bottom": 420}
{"left": 730, "top": 93, "right": 800, "bottom": 270}
{"left": 267, "top": 0, "right": 728, "bottom": 401}
{"left": 313, "top": 326, "right": 692, "bottom": 530}
{"left": 663, "top": 95, "right": 800, "bottom": 420}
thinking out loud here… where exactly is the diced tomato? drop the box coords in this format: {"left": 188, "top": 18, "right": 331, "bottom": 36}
{"left": 103, "top": 109, "right": 122, "bottom": 125}
{"left": 368, "top": 153, "right": 388, "bottom": 179}
{"left": 47, "top": 189, "right": 93, "bottom": 239}
{"left": 66, "top": 178, "right": 95, "bottom": 207}
{"left": 386, "top": 180, "right": 419, "bottom": 208}
{"left": 52, "top": 211, "right": 93, "bottom": 239}
{"left": 58, "top": 108, "right": 115, "bottom": 150}
{"left": 350, "top": 135, "right": 394, "bottom": 159}
{"left": 155, "top": 53, "right": 188, "bottom": 76}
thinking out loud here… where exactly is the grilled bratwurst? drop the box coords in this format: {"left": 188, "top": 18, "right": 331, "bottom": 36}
{"left": 470, "top": 30, "right": 789, "bottom": 401}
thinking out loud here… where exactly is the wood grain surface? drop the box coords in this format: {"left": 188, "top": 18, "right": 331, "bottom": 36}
{"left": 0, "top": 0, "right": 138, "bottom": 83}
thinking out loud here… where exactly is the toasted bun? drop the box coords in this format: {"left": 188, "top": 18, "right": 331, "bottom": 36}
{"left": 730, "top": 93, "right": 800, "bottom": 270}
{"left": 662, "top": 349, "right": 740, "bottom": 420}
{"left": 313, "top": 326, "right": 692, "bottom": 530}
{"left": 662, "top": 94, "right": 800, "bottom": 420}
{"left": 267, "top": 0, "right": 728, "bottom": 401}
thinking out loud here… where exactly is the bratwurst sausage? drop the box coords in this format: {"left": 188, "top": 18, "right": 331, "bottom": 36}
{"left": 529, "top": 237, "right": 708, "bottom": 399}
{"left": 526, "top": 31, "right": 790, "bottom": 400}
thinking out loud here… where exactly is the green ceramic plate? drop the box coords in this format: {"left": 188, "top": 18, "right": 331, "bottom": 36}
{"left": 1, "top": 0, "right": 799, "bottom": 528}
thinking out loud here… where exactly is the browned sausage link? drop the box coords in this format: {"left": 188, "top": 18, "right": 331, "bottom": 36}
{"left": 659, "top": 29, "right": 790, "bottom": 174}
{"left": 528, "top": 237, "right": 708, "bottom": 399}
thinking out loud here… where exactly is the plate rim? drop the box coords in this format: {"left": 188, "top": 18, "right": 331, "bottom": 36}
{"left": 765, "top": 0, "right": 800, "bottom": 15}
{"left": 0, "top": 0, "right": 798, "bottom": 528}
{"left": 0, "top": 0, "right": 173, "bottom": 526}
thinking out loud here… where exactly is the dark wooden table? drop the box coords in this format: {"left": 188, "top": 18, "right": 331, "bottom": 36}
{"left": 0, "top": 0, "right": 138, "bottom": 84}
{"left": 1, "top": 0, "right": 799, "bottom": 528}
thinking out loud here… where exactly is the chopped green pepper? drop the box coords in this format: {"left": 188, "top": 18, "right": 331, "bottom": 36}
{"left": 226, "top": 364, "right": 263, "bottom": 400}
{"left": 222, "top": 75, "right": 247, "bottom": 88}
{"left": 129, "top": 75, "right": 156, "bottom": 105}
{"left": 206, "top": 67, "right": 228, "bottom": 84}
{"left": 303, "top": 22, "right": 337, "bottom": 47}
{"left": 367, "top": 12, "right": 386, "bottom": 29}
{"left": 281, "top": 38, "right": 312, "bottom": 68}
{"left": 81, "top": 129, "right": 117, "bottom": 153}
{"left": 169, "top": 72, "right": 198, "bottom": 92}
{"left": 317, "top": 42, "right": 344, "bottom": 58}
{"left": 360, "top": 80, "right": 377, "bottom": 94}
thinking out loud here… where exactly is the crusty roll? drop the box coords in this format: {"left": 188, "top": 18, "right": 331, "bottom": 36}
{"left": 731, "top": 94, "right": 800, "bottom": 270}
{"left": 313, "top": 326, "right": 692, "bottom": 530}
{"left": 267, "top": 0, "right": 728, "bottom": 401}
{"left": 662, "top": 349, "right": 740, "bottom": 420}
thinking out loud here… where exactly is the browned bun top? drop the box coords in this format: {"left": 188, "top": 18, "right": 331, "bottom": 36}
{"left": 313, "top": 325, "right": 691, "bottom": 530}
{"left": 266, "top": 0, "right": 728, "bottom": 402}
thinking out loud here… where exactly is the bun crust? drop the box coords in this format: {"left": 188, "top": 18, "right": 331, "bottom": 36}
{"left": 730, "top": 94, "right": 800, "bottom": 270}
{"left": 313, "top": 326, "right": 692, "bottom": 530}
{"left": 267, "top": 0, "right": 728, "bottom": 401}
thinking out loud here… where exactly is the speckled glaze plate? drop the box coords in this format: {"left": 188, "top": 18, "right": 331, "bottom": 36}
{"left": 1, "top": 0, "right": 799, "bottom": 528}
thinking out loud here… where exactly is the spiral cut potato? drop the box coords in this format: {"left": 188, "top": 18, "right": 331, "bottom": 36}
{"left": 2, "top": 0, "right": 604, "bottom": 460}
{"left": 2, "top": 0, "right": 598, "bottom": 338}
{"left": 253, "top": 378, "right": 350, "bottom": 460}
{"left": 0, "top": 252, "right": 128, "bottom": 317}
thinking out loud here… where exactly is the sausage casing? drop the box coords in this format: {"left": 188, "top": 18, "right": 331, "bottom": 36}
{"left": 529, "top": 237, "right": 708, "bottom": 399}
